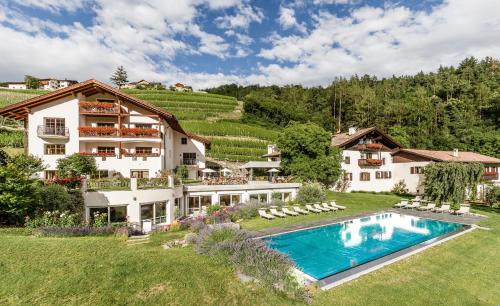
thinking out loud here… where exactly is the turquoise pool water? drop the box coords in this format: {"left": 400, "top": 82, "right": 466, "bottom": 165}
{"left": 263, "top": 213, "right": 463, "bottom": 280}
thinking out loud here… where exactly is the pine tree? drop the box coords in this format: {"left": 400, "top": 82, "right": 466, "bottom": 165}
{"left": 110, "top": 66, "right": 128, "bottom": 88}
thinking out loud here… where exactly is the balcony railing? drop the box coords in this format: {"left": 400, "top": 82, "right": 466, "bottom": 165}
{"left": 37, "top": 125, "right": 69, "bottom": 138}
{"left": 120, "top": 128, "right": 160, "bottom": 138}
{"left": 181, "top": 158, "right": 198, "bottom": 165}
{"left": 79, "top": 101, "right": 120, "bottom": 115}
{"left": 358, "top": 158, "right": 383, "bottom": 166}
{"left": 86, "top": 178, "right": 131, "bottom": 191}
{"left": 79, "top": 126, "right": 118, "bottom": 137}
{"left": 137, "top": 177, "right": 170, "bottom": 189}
{"left": 483, "top": 172, "right": 499, "bottom": 180}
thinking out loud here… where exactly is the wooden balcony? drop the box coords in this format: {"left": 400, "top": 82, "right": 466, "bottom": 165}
{"left": 79, "top": 126, "right": 118, "bottom": 137}
{"left": 483, "top": 172, "right": 499, "bottom": 180}
{"left": 120, "top": 128, "right": 160, "bottom": 138}
{"left": 358, "top": 158, "right": 383, "bottom": 166}
{"left": 79, "top": 101, "right": 121, "bottom": 116}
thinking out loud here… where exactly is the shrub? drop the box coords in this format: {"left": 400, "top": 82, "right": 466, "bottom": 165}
{"left": 485, "top": 185, "right": 500, "bottom": 206}
{"left": 391, "top": 180, "right": 410, "bottom": 195}
{"left": 32, "top": 226, "right": 119, "bottom": 237}
{"left": 37, "top": 184, "right": 71, "bottom": 213}
{"left": 296, "top": 183, "right": 327, "bottom": 204}
{"left": 25, "top": 210, "right": 81, "bottom": 229}
{"left": 229, "top": 199, "right": 262, "bottom": 220}
{"left": 194, "top": 225, "right": 309, "bottom": 302}
{"left": 175, "top": 165, "right": 188, "bottom": 180}
{"left": 93, "top": 211, "right": 108, "bottom": 227}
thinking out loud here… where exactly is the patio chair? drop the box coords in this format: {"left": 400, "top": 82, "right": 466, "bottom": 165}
{"left": 394, "top": 200, "right": 408, "bottom": 208}
{"left": 282, "top": 207, "right": 299, "bottom": 216}
{"left": 305, "top": 204, "right": 321, "bottom": 213}
{"left": 293, "top": 206, "right": 309, "bottom": 215}
{"left": 451, "top": 206, "right": 470, "bottom": 216}
{"left": 329, "top": 201, "right": 346, "bottom": 210}
{"left": 433, "top": 204, "right": 450, "bottom": 213}
{"left": 314, "top": 203, "right": 331, "bottom": 211}
{"left": 322, "top": 203, "right": 338, "bottom": 211}
{"left": 270, "top": 208, "right": 287, "bottom": 218}
{"left": 418, "top": 203, "right": 436, "bottom": 211}
{"left": 258, "top": 210, "right": 275, "bottom": 220}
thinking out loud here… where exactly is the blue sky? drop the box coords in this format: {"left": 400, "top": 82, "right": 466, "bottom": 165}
{"left": 0, "top": 0, "right": 499, "bottom": 88}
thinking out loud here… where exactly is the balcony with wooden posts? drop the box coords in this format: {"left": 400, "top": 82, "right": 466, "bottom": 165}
{"left": 78, "top": 126, "right": 161, "bottom": 138}
{"left": 358, "top": 158, "right": 383, "bottom": 167}
{"left": 79, "top": 101, "right": 122, "bottom": 116}
{"left": 483, "top": 171, "right": 499, "bottom": 181}
{"left": 356, "top": 143, "right": 383, "bottom": 151}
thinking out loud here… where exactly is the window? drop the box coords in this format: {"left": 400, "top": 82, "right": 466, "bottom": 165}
{"left": 410, "top": 167, "right": 424, "bottom": 174}
{"left": 219, "top": 195, "right": 231, "bottom": 206}
{"left": 96, "top": 122, "right": 115, "bottom": 127}
{"left": 376, "top": 171, "right": 392, "bottom": 179}
{"left": 361, "top": 152, "right": 373, "bottom": 159}
{"left": 187, "top": 196, "right": 212, "bottom": 214}
{"left": 140, "top": 201, "right": 168, "bottom": 224}
{"left": 283, "top": 192, "right": 292, "bottom": 202}
{"left": 110, "top": 206, "right": 127, "bottom": 222}
{"left": 231, "top": 194, "right": 241, "bottom": 204}
{"left": 182, "top": 152, "right": 197, "bottom": 165}
{"left": 382, "top": 158, "right": 386, "bottom": 165}
{"left": 250, "top": 193, "right": 268, "bottom": 203}
{"left": 89, "top": 207, "right": 108, "bottom": 222}
{"left": 44, "top": 118, "right": 65, "bottom": 135}
{"left": 360, "top": 172, "right": 370, "bottom": 181}
{"left": 135, "top": 147, "right": 152, "bottom": 154}
{"left": 97, "top": 146, "right": 115, "bottom": 154}
{"left": 91, "top": 170, "right": 109, "bottom": 179}
{"left": 45, "top": 170, "right": 57, "bottom": 180}
{"left": 45, "top": 144, "right": 65, "bottom": 155}
{"left": 135, "top": 123, "right": 152, "bottom": 129}
{"left": 181, "top": 137, "right": 188, "bottom": 145}
{"left": 344, "top": 156, "right": 350, "bottom": 164}
{"left": 345, "top": 172, "right": 353, "bottom": 181}
{"left": 131, "top": 170, "right": 149, "bottom": 178}
{"left": 140, "top": 203, "right": 154, "bottom": 221}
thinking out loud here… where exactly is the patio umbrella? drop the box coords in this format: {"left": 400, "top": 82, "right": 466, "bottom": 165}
{"left": 267, "top": 168, "right": 280, "bottom": 173}
{"left": 201, "top": 168, "right": 216, "bottom": 173}
{"left": 220, "top": 168, "right": 232, "bottom": 173}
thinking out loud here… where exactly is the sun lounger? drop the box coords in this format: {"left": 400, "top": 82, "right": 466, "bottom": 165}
{"left": 282, "top": 207, "right": 299, "bottom": 216}
{"left": 394, "top": 200, "right": 408, "bottom": 208}
{"left": 258, "top": 210, "right": 275, "bottom": 220}
{"left": 433, "top": 204, "right": 450, "bottom": 213}
{"left": 418, "top": 203, "right": 436, "bottom": 211}
{"left": 322, "top": 203, "right": 337, "bottom": 211}
{"left": 293, "top": 206, "right": 309, "bottom": 214}
{"left": 329, "top": 201, "right": 346, "bottom": 210}
{"left": 451, "top": 206, "right": 470, "bottom": 216}
{"left": 270, "top": 208, "right": 287, "bottom": 218}
{"left": 405, "top": 201, "right": 420, "bottom": 209}
{"left": 306, "top": 204, "right": 321, "bottom": 213}
{"left": 314, "top": 203, "right": 331, "bottom": 211}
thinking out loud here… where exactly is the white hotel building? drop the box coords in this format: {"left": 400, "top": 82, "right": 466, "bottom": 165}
{"left": 0, "top": 80, "right": 299, "bottom": 230}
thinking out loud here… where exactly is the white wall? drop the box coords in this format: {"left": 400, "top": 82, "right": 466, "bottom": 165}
{"left": 8, "top": 84, "right": 26, "bottom": 89}
{"left": 393, "top": 161, "right": 430, "bottom": 194}
{"left": 173, "top": 131, "right": 206, "bottom": 179}
{"left": 341, "top": 150, "right": 396, "bottom": 192}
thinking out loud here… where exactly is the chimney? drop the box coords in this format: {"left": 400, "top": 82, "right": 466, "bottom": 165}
{"left": 348, "top": 126, "right": 357, "bottom": 135}
{"left": 453, "top": 148, "right": 459, "bottom": 157}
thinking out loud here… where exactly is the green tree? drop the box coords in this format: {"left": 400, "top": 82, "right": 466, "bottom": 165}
{"left": 0, "top": 149, "right": 8, "bottom": 166}
{"left": 277, "top": 123, "right": 342, "bottom": 186}
{"left": 110, "top": 66, "right": 129, "bottom": 88}
{"left": 56, "top": 154, "right": 97, "bottom": 177}
{"left": 24, "top": 75, "right": 40, "bottom": 89}
{"left": 423, "top": 162, "right": 483, "bottom": 209}
{"left": 388, "top": 125, "right": 411, "bottom": 148}
{"left": 0, "top": 154, "right": 45, "bottom": 224}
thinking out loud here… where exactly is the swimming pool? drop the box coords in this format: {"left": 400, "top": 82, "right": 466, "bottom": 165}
{"left": 263, "top": 213, "right": 463, "bottom": 280}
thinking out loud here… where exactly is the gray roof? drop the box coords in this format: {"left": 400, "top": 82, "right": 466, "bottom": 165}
{"left": 239, "top": 161, "right": 281, "bottom": 169}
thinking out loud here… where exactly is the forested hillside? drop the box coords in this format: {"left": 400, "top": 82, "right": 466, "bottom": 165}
{"left": 206, "top": 57, "right": 500, "bottom": 158}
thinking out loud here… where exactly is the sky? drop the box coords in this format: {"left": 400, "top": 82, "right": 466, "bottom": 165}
{"left": 0, "top": 0, "right": 499, "bottom": 89}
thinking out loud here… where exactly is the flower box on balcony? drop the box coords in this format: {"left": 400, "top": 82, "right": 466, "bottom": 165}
{"left": 120, "top": 127, "right": 159, "bottom": 137}
{"left": 366, "top": 143, "right": 383, "bottom": 149}
{"left": 366, "top": 158, "right": 383, "bottom": 165}
{"left": 483, "top": 171, "right": 498, "bottom": 175}
{"left": 79, "top": 126, "right": 118, "bottom": 136}
{"left": 79, "top": 152, "right": 116, "bottom": 157}
{"left": 123, "top": 152, "right": 160, "bottom": 157}
{"left": 80, "top": 101, "right": 115, "bottom": 109}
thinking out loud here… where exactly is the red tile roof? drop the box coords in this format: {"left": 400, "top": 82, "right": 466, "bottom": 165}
{"left": 392, "top": 149, "right": 500, "bottom": 164}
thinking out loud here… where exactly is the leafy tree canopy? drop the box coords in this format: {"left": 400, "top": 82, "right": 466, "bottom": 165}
{"left": 0, "top": 149, "right": 8, "bottom": 166}
{"left": 56, "top": 154, "right": 97, "bottom": 177}
{"left": 277, "top": 123, "right": 342, "bottom": 186}
{"left": 423, "top": 162, "right": 483, "bottom": 208}
{"left": 110, "top": 66, "right": 129, "bottom": 88}
{"left": 24, "top": 75, "right": 39, "bottom": 89}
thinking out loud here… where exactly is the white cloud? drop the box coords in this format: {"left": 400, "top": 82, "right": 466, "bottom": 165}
{"left": 11, "top": 0, "right": 86, "bottom": 13}
{"left": 215, "top": 3, "right": 264, "bottom": 29}
{"left": 278, "top": 6, "right": 307, "bottom": 33}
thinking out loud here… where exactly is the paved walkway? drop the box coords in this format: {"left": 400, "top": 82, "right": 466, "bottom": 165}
{"left": 252, "top": 209, "right": 486, "bottom": 237}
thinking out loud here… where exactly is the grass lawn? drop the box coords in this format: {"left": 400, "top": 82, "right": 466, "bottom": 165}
{"left": 1, "top": 192, "right": 499, "bottom": 305}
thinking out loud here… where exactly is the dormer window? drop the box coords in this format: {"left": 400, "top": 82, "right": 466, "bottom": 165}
{"left": 181, "top": 137, "right": 188, "bottom": 145}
